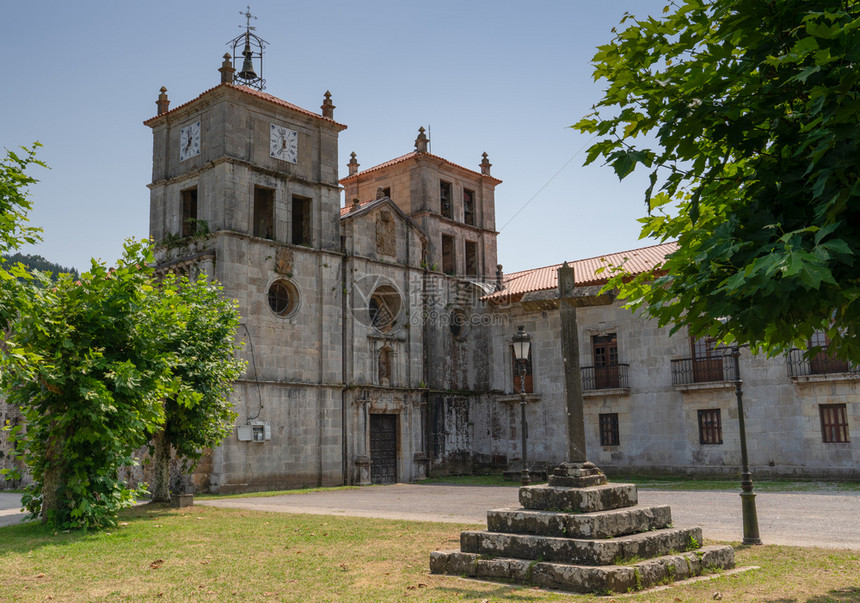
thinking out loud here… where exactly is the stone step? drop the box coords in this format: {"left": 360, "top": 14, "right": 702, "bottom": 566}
{"left": 430, "top": 545, "right": 735, "bottom": 594}
{"left": 487, "top": 504, "right": 673, "bottom": 539}
{"left": 460, "top": 526, "right": 703, "bottom": 566}
{"left": 519, "top": 483, "right": 637, "bottom": 513}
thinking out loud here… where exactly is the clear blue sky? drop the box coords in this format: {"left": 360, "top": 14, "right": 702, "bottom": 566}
{"left": 3, "top": 1, "right": 668, "bottom": 274}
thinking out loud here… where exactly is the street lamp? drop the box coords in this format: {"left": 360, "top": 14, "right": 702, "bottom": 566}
{"left": 512, "top": 325, "right": 532, "bottom": 486}
{"left": 729, "top": 344, "right": 762, "bottom": 545}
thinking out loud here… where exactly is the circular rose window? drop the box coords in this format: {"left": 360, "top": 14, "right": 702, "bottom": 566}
{"left": 267, "top": 279, "right": 299, "bottom": 317}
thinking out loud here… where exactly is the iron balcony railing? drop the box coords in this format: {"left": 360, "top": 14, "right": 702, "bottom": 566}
{"left": 581, "top": 364, "right": 629, "bottom": 391}
{"left": 786, "top": 346, "right": 858, "bottom": 378}
{"left": 671, "top": 354, "right": 737, "bottom": 386}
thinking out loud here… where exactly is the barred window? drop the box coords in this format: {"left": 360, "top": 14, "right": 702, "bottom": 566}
{"left": 820, "top": 404, "right": 850, "bottom": 443}
{"left": 599, "top": 413, "right": 619, "bottom": 447}
{"left": 698, "top": 409, "right": 723, "bottom": 445}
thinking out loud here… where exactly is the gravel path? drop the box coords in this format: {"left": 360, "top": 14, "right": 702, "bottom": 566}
{"left": 4, "top": 485, "right": 858, "bottom": 550}
{"left": 197, "top": 483, "right": 860, "bottom": 550}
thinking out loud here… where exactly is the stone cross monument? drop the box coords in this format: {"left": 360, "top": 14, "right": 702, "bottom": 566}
{"left": 554, "top": 261, "right": 605, "bottom": 487}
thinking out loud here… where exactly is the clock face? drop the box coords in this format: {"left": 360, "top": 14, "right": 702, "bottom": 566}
{"left": 179, "top": 121, "right": 201, "bottom": 162}
{"left": 270, "top": 124, "right": 298, "bottom": 164}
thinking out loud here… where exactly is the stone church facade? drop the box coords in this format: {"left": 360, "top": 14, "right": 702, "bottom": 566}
{"left": 1, "top": 45, "right": 856, "bottom": 491}
{"left": 143, "top": 60, "right": 510, "bottom": 491}
{"left": 138, "top": 53, "right": 858, "bottom": 493}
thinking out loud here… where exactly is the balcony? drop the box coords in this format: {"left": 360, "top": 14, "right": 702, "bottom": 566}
{"left": 671, "top": 355, "right": 737, "bottom": 386}
{"left": 581, "top": 364, "right": 629, "bottom": 391}
{"left": 787, "top": 347, "right": 858, "bottom": 379}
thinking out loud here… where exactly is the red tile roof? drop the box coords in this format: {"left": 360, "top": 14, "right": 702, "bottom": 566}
{"left": 340, "top": 197, "right": 376, "bottom": 216}
{"left": 484, "top": 241, "right": 678, "bottom": 301}
{"left": 144, "top": 83, "right": 347, "bottom": 129}
{"left": 339, "top": 151, "right": 502, "bottom": 185}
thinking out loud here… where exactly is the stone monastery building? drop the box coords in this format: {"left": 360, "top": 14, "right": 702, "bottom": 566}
{"left": 133, "top": 34, "right": 860, "bottom": 493}
{"left": 6, "top": 27, "right": 853, "bottom": 492}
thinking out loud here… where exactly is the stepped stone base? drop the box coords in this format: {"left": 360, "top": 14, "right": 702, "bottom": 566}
{"left": 520, "top": 483, "right": 638, "bottom": 512}
{"left": 487, "top": 504, "right": 672, "bottom": 539}
{"left": 430, "top": 545, "right": 734, "bottom": 594}
{"left": 430, "top": 472, "right": 735, "bottom": 594}
{"left": 461, "top": 526, "right": 703, "bottom": 566}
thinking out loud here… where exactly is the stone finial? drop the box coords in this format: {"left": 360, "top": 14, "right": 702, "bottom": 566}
{"left": 414, "top": 126, "right": 429, "bottom": 153}
{"left": 156, "top": 86, "right": 170, "bottom": 115}
{"left": 348, "top": 151, "right": 360, "bottom": 176}
{"left": 481, "top": 152, "right": 492, "bottom": 176}
{"left": 219, "top": 53, "right": 235, "bottom": 84}
{"left": 351, "top": 198, "right": 361, "bottom": 211}
{"left": 321, "top": 90, "right": 335, "bottom": 119}
{"left": 376, "top": 186, "right": 386, "bottom": 200}
{"left": 495, "top": 264, "right": 504, "bottom": 291}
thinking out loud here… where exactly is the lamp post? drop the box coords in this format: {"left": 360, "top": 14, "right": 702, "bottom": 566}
{"left": 512, "top": 325, "right": 532, "bottom": 486}
{"left": 730, "top": 344, "right": 762, "bottom": 545}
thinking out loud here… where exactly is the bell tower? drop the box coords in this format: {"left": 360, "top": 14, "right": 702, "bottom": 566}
{"left": 229, "top": 6, "right": 267, "bottom": 90}
{"left": 144, "top": 15, "right": 348, "bottom": 493}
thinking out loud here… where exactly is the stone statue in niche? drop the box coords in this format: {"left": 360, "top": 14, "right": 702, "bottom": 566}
{"left": 376, "top": 210, "right": 396, "bottom": 257}
{"left": 275, "top": 247, "right": 293, "bottom": 275}
{"left": 378, "top": 347, "right": 392, "bottom": 386}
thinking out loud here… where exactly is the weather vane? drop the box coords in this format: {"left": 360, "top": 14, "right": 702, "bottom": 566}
{"left": 239, "top": 6, "right": 256, "bottom": 31}
{"left": 228, "top": 6, "right": 268, "bottom": 90}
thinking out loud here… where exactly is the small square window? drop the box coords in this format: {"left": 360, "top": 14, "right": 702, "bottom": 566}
{"left": 820, "top": 404, "right": 850, "bottom": 443}
{"left": 599, "top": 413, "right": 619, "bottom": 446}
{"left": 698, "top": 409, "right": 722, "bottom": 445}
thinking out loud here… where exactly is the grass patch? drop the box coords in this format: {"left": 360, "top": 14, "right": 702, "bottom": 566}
{"left": 1, "top": 505, "right": 858, "bottom": 601}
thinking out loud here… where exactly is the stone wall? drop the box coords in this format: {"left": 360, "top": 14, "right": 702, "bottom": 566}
{"left": 473, "top": 296, "right": 859, "bottom": 479}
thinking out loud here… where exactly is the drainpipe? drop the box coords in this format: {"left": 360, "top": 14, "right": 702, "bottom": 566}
{"left": 341, "top": 235, "right": 350, "bottom": 485}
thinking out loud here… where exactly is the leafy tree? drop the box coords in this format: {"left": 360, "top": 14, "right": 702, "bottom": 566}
{"left": 2, "top": 239, "right": 245, "bottom": 527}
{"left": 2, "top": 241, "right": 176, "bottom": 527}
{"left": 0, "top": 144, "right": 245, "bottom": 527}
{"left": 146, "top": 273, "right": 245, "bottom": 502}
{"left": 575, "top": 0, "right": 860, "bottom": 361}
{"left": 0, "top": 144, "right": 44, "bottom": 332}
{"left": 0, "top": 144, "right": 43, "bottom": 256}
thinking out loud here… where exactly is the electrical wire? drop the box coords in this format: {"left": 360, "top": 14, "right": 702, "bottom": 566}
{"left": 238, "top": 323, "right": 263, "bottom": 421}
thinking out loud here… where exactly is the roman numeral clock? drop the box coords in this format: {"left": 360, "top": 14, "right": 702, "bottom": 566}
{"left": 270, "top": 123, "right": 298, "bottom": 163}
{"left": 179, "top": 121, "right": 201, "bottom": 162}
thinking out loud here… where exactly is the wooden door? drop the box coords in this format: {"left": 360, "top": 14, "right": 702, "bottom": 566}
{"left": 691, "top": 337, "right": 724, "bottom": 382}
{"left": 592, "top": 334, "right": 619, "bottom": 389}
{"left": 370, "top": 414, "right": 397, "bottom": 485}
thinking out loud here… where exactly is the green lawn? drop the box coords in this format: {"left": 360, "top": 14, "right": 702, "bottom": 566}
{"left": 1, "top": 504, "right": 857, "bottom": 602}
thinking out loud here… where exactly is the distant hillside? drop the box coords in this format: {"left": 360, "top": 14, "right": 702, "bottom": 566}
{"left": 1, "top": 253, "right": 80, "bottom": 280}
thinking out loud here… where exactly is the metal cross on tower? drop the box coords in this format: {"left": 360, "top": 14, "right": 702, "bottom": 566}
{"left": 239, "top": 6, "right": 257, "bottom": 31}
